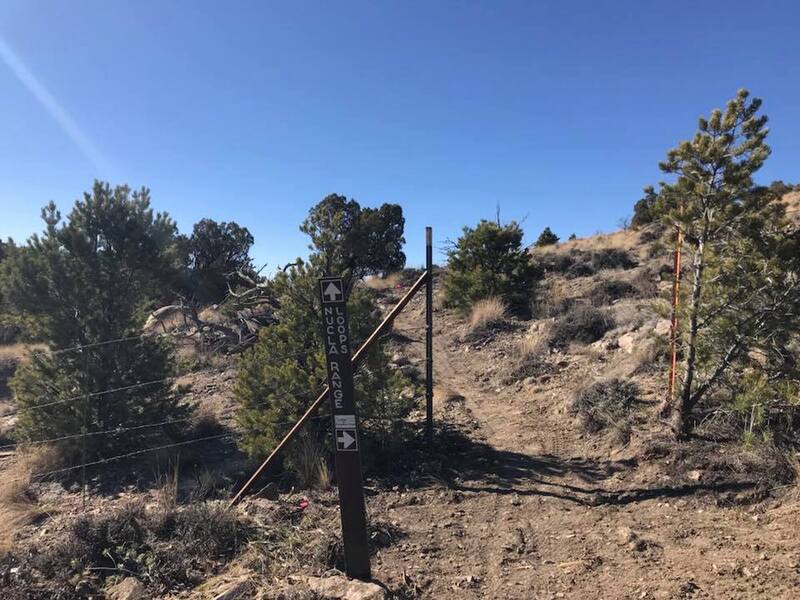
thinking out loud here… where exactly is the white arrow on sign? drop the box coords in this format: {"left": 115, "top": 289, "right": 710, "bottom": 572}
{"left": 336, "top": 429, "right": 356, "bottom": 449}
{"left": 323, "top": 281, "right": 343, "bottom": 302}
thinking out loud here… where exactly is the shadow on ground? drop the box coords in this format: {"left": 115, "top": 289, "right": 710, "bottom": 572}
{"left": 35, "top": 433, "right": 256, "bottom": 500}
{"left": 33, "top": 415, "right": 758, "bottom": 508}
{"left": 367, "top": 421, "right": 757, "bottom": 507}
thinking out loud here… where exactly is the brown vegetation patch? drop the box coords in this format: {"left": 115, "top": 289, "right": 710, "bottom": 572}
{"left": 549, "top": 304, "right": 615, "bottom": 348}
{"left": 467, "top": 297, "right": 508, "bottom": 335}
{"left": 0, "top": 448, "right": 59, "bottom": 555}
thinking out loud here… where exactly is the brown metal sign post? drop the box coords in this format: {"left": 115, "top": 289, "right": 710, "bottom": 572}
{"left": 318, "top": 276, "right": 371, "bottom": 581}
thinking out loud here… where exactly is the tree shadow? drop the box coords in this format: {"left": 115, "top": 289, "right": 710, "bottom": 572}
{"left": 368, "top": 421, "right": 757, "bottom": 506}
{"left": 39, "top": 433, "right": 255, "bottom": 499}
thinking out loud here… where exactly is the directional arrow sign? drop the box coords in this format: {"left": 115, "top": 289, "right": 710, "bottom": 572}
{"left": 336, "top": 429, "right": 357, "bottom": 451}
{"left": 322, "top": 280, "right": 343, "bottom": 303}
{"left": 318, "top": 276, "right": 370, "bottom": 581}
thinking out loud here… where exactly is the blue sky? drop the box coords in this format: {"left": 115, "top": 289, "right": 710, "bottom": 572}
{"left": 1, "top": 1, "right": 798, "bottom": 269}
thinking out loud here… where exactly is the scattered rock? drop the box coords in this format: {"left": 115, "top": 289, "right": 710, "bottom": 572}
{"left": 654, "top": 319, "right": 672, "bottom": 336}
{"left": 687, "top": 469, "right": 702, "bottom": 482}
{"left": 305, "top": 575, "right": 385, "bottom": 600}
{"left": 617, "top": 526, "right": 637, "bottom": 545}
{"left": 212, "top": 580, "right": 252, "bottom": 600}
{"left": 616, "top": 526, "right": 647, "bottom": 551}
{"left": 591, "top": 337, "right": 617, "bottom": 352}
{"left": 618, "top": 332, "right": 637, "bottom": 354}
{"left": 106, "top": 578, "right": 147, "bottom": 600}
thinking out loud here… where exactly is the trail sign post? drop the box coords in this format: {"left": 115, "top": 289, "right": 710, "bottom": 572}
{"left": 318, "top": 277, "right": 371, "bottom": 581}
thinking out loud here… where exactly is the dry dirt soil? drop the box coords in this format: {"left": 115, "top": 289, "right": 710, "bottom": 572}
{"left": 357, "top": 286, "right": 800, "bottom": 599}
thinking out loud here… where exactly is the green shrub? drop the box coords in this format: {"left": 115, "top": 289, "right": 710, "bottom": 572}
{"left": 443, "top": 220, "right": 541, "bottom": 317}
{"left": 639, "top": 222, "right": 667, "bottom": 243}
{"left": 234, "top": 262, "right": 413, "bottom": 484}
{"left": 539, "top": 252, "right": 575, "bottom": 273}
{"left": 541, "top": 295, "right": 578, "bottom": 318}
{"left": 631, "top": 268, "right": 659, "bottom": 298}
{"left": 534, "top": 227, "right": 559, "bottom": 247}
{"left": 2, "top": 502, "right": 248, "bottom": 598}
{"left": 1, "top": 183, "right": 190, "bottom": 463}
{"left": 549, "top": 304, "right": 614, "bottom": 348}
{"left": 565, "top": 261, "right": 595, "bottom": 279}
{"left": 733, "top": 373, "right": 800, "bottom": 447}
{"left": 589, "top": 279, "right": 638, "bottom": 306}
{"left": 631, "top": 185, "right": 667, "bottom": 229}
{"left": 591, "top": 248, "right": 637, "bottom": 270}
{"left": 301, "top": 194, "right": 406, "bottom": 289}
{"left": 182, "top": 218, "right": 256, "bottom": 304}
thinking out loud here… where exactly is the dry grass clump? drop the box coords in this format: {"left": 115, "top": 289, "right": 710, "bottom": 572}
{"left": 570, "top": 379, "right": 640, "bottom": 443}
{"left": 291, "top": 434, "right": 331, "bottom": 491}
{"left": 191, "top": 402, "right": 226, "bottom": 437}
{"left": 468, "top": 297, "right": 508, "bottom": 333}
{"left": 0, "top": 448, "right": 58, "bottom": 555}
{"left": 0, "top": 343, "right": 31, "bottom": 362}
{"left": 782, "top": 453, "right": 800, "bottom": 503}
{"left": 191, "top": 466, "right": 230, "bottom": 501}
{"left": 511, "top": 331, "right": 551, "bottom": 380}
{"left": 154, "top": 459, "right": 181, "bottom": 511}
{"left": 363, "top": 272, "right": 402, "bottom": 291}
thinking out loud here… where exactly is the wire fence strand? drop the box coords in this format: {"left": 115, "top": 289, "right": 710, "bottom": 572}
{"left": 2, "top": 378, "right": 172, "bottom": 418}
{"left": 1, "top": 378, "right": 330, "bottom": 451}
{"left": 1, "top": 297, "right": 426, "bottom": 487}
{"left": 31, "top": 432, "right": 235, "bottom": 479}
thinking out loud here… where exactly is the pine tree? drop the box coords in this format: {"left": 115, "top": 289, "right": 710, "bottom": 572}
{"left": 535, "top": 227, "right": 559, "bottom": 247}
{"left": 234, "top": 198, "right": 413, "bottom": 483}
{"left": 0, "top": 181, "right": 190, "bottom": 460}
{"left": 181, "top": 218, "right": 256, "bottom": 304}
{"left": 444, "top": 220, "right": 541, "bottom": 316}
{"left": 654, "top": 90, "right": 800, "bottom": 437}
{"left": 234, "top": 263, "right": 408, "bottom": 461}
{"left": 631, "top": 186, "right": 666, "bottom": 228}
{"left": 300, "top": 194, "right": 406, "bottom": 291}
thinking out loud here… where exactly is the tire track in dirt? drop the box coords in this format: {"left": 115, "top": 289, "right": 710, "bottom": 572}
{"left": 374, "top": 291, "right": 800, "bottom": 599}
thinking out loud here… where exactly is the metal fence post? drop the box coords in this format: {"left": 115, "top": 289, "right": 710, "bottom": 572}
{"left": 425, "top": 227, "right": 433, "bottom": 444}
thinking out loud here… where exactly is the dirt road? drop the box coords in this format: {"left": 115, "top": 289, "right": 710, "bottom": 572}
{"left": 365, "top": 294, "right": 800, "bottom": 599}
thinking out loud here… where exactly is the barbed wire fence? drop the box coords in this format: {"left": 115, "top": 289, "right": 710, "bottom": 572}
{"left": 1, "top": 285, "right": 430, "bottom": 499}
{"left": 0, "top": 329, "right": 335, "bottom": 489}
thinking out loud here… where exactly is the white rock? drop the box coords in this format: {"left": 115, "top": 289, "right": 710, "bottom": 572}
{"left": 687, "top": 469, "right": 702, "bottom": 482}
{"left": 106, "top": 578, "right": 147, "bottom": 600}
{"left": 654, "top": 319, "right": 672, "bottom": 337}
{"left": 618, "top": 332, "right": 637, "bottom": 354}
{"left": 306, "top": 575, "right": 386, "bottom": 600}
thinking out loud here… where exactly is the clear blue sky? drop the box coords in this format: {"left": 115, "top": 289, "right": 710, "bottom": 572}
{"left": 1, "top": 1, "right": 798, "bottom": 269}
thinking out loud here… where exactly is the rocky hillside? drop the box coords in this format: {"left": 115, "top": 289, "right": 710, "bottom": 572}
{"left": 2, "top": 222, "right": 800, "bottom": 599}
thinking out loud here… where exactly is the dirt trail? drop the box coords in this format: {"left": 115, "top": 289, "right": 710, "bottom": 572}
{"left": 366, "top": 293, "right": 800, "bottom": 599}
